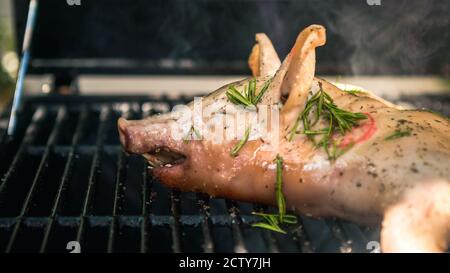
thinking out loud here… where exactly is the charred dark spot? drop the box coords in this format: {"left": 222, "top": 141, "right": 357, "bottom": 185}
{"left": 398, "top": 119, "right": 408, "bottom": 125}
{"left": 394, "top": 150, "right": 403, "bottom": 158}
{"left": 356, "top": 182, "right": 362, "bottom": 188}
{"left": 367, "top": 171, "right": 378, "bottom": 178}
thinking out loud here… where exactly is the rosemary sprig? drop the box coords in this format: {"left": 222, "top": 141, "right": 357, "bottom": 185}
{"left": 253, "top": 79, "right": 271, "bottom": 105}
{"left": 226, "top": 79, "right": 270, "bottom": 156}
{"left": 252, "top": 155, "right": 297, "bottom": 234}
{"left": 226, "top": 85, "right": 253, "bottom": 107}
{"left": 384, "top": 129, "right": 412, "bottom": 141}
{"left": 252, "top": 221, "right": 286, "bottom": 233}
{"left": 251, "top": 212, "right": 298, "bottom": 234}
{"left": 275, "top": 155, "right": 286, "bottom": 222}
{"left": 252, "top": 212, "right": 298, "bottom": 224}
{"left": 289, "top": 83, "right": 367, "bottom": 160}
{"left": 226, "top": 78, "right": 271, "bottom": 107}
{"left": 344, "top": 89, "right": 365, "bottom": 96}
{"left": 230, "top": 126, "right": 251, "bottom": 157}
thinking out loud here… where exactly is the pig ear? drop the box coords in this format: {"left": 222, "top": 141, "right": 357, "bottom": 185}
{"left": 248, "top": 33, "right": 281, "bottom": 77}
{"left": 276, "top": 25, "right": 326, "bottom": 117}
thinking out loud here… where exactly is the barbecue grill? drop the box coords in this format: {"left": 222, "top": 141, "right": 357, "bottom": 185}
{"left": 1, "top": 0, "right": 449, "bottom": 253}
{"left": 1, "top": 94, "right": 449, "bottom": 253}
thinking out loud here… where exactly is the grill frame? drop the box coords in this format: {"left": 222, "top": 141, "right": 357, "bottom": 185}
{"left": 0, "top": 94, "right": 449, "bottom": 253}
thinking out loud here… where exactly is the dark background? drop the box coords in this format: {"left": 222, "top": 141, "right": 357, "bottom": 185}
{"left": 13, "top": 0, "right": 450, "bottom": 75}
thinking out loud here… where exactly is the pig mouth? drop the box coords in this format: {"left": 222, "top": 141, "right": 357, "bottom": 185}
{"left": 142, "top": 147, "right": 186, "bottom": 168}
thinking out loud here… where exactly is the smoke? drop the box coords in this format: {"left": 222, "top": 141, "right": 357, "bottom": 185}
{"left": 317, "top": 0, "right": 450, "bottom": 75}
{"left": 32, "top": 0, "right": 450, "bottom": 75}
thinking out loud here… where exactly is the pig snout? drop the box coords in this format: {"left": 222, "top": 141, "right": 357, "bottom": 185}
{"left": 118, "top": 117, "right": 182, "bottom": 155}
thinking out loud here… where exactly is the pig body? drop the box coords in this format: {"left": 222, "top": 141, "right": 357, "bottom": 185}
{"left": 119, "top": 25, "right": 450, "bottom": 252}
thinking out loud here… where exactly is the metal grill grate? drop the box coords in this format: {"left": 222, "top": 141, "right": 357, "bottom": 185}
{"left": 0, "top": 94, "right": 449, "bottom": 253}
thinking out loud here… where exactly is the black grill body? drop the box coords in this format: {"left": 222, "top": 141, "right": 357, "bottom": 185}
{"left": 0, "top": 94, "right": 449, "bottom": 253}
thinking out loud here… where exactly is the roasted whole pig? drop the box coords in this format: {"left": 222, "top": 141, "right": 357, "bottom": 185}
{"left": 118, "top": 25, "right": 450, "bottom": 252}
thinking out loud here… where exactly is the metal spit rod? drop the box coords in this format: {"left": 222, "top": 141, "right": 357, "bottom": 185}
{"left": 7, "top": 0, "right": 38, "bottom": 136}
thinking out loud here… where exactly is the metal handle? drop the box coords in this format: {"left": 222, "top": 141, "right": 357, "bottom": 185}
{"left": 7, "top": 0, "right": 38, "bottom": 136}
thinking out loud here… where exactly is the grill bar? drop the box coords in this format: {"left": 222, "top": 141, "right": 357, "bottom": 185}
{"left": 107, "top": 110, "right": 131, "bottom": 253}
{"left": 251, "top": 204, "right": 280, "bottom": 253}
{"left": 292, "top": 217, "right": 314, "bottom": 253}
{"left": 170, "top": 190, "right": 182, "bottom": 253}
{"left": 6, "top": 107, "right": 67, "bottom": 252}
{"left": 140, "top": 105, "right": 153, "bottom": 253}
{"left": 197, "top": 194, "right": 214, "bottom": 253}
{"left": 225, "top": 200, "right": 247, "bottom": 253}
{"left": 327, "top": 219, "right": 353, "bottom": 253}
{"left": 263, "top": 230, "right": 280, "bottom": 253}
{"left": 140, "top": 166, "right": 151, "bottom": 253}
{"left": 76, "top": 107, "right": 110, "bottom": 245}
{"left": 0, "top": 107, "right": 47, "bottom": 195}
{"left": 162, "top": 100, "right": 184, "bottom": 253}
{"left": 39, "top": 106, "right": 89, "bottom": 252}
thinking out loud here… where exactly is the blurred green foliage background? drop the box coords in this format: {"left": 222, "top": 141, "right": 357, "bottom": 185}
{"left": 0, "top": 15, "right": 15, "bottom": 110}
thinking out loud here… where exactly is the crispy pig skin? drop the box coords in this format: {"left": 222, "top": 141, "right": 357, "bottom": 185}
{"left": 119, "top": 25, "right": 450, "bottom": 252}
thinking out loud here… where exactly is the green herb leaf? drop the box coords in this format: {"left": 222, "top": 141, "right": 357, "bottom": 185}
{"left": 303, "top": 129, "right": 328, "bottom": 135}
{"left": 344, "top": 89, "right": 365, "bottom": 96}
{"left": 275, "top": 155, "right": 286, "bottom": 222}
{"left": 251, "top": 222, "right": 286, "bottom": 234}
{"left": 230, "top": 126, "right": 251, "bottom": 157}
{"left": 252, "top": 212, "right": 298, "bottom": 224}
{"left": 251, "top": 156, "right": 298, "bottom": 234}
{"left": 253, "top": 79, "right": 271, "bottom": 105}
{"left": 251, "top": 212, "right": 298, "bottom": 234}
{"left": 384, "top": 129, "right": 412, "bottom": 140}
{"left": 226, "top": 85, "right": 253, "bottom": 107}
{"left": 289, "top": 83, "right": 367, "bottom": 160}
{"left": 226, "top": 78, "right": 271, "bottom": 107}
